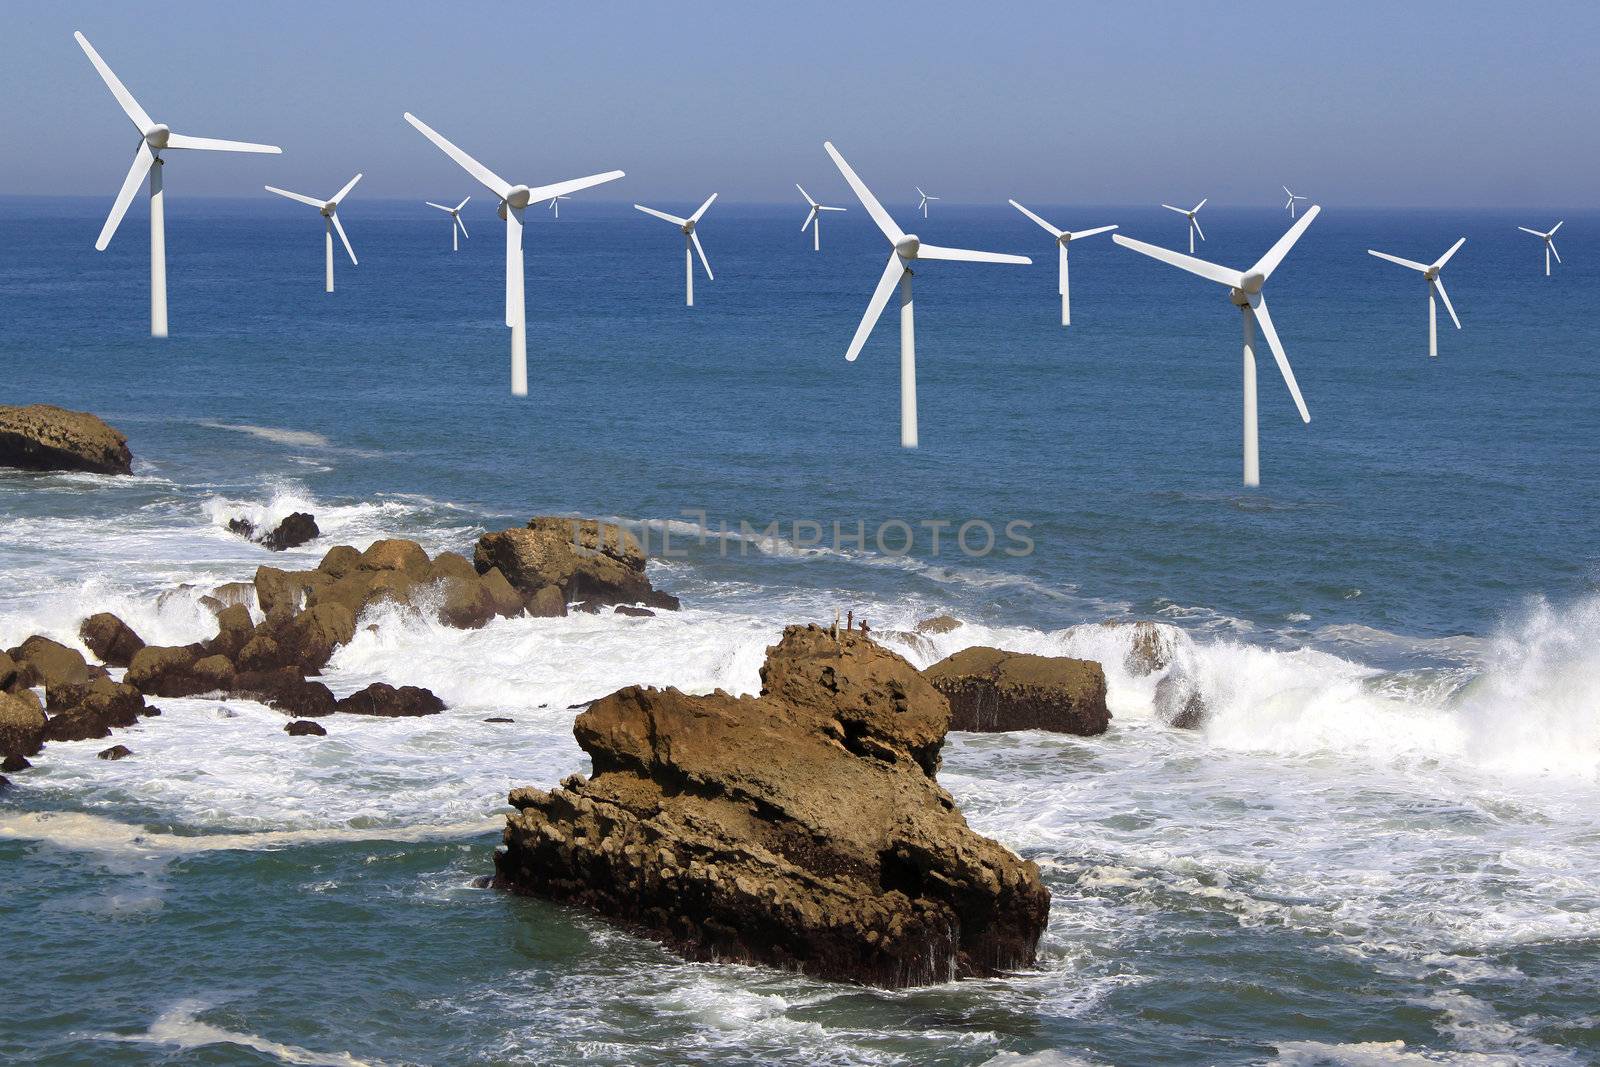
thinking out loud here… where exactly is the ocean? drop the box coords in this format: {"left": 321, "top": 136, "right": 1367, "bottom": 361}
{"left": 2, "top": 194, "right": 1597, "bottom": 1065}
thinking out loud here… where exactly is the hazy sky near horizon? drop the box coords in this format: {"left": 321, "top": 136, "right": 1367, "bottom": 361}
{"left": 5, "top": 0, "right": 1597, "bottom": 209}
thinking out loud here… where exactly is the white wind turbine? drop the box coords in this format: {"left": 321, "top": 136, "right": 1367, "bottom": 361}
{"left": 1162, "top": 198, "right": 1208, "bottom": 254}
{"left": 797, "top": 184, "right": 847, "bottom": 251}
{"left": 547, "top": 195, "right": 571, "bottom": 218}
{"left": 634, "top": 195, "right": 718, "bottom": 307}
{"left": 74, "top": 30, "right": 282, "bottom": 338}
{"left": 1008, "top": 201, "right": 1117, "bottom": 326}
{"left": 1517, "top": 222, "right": 1563, "bottom": 277}
{"left": 1114, "top": 207, "right": 1320, "bottom": 487}
{"left": 826, "top": 142, "right": 1030, "bottom": 449}
{"left": 916, "top": 186, "right": 940, "bottom": 218}
{"left": 264, "top": 174, "right": 363, "bottom": 293}
{"left": 425, "top": 196, "right": 471, "bottom": 251}
{"left": 1283, "top": 186, "right": 1308, "bottom": 218}
{"left": 1367, "top": 239, "right": 1466, "bottom": 358}
{"left": 403, "top": 112, "right": 624, "bottom": 396}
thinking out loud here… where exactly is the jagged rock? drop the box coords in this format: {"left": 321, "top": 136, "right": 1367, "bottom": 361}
{"left": 97, "top": 744, "right": 133, "bottom": 760}
{"left": 79, "top": 612, "right": 146, "bottom": 667}
{"left": 0, "top": 691, "right": 47, "bottom": 759}
{"left": 42, "top": 677, "right": 152, "bottom": 742}
{"left": 2, "top": 753, "right": 30, "bottom": 772}
{"left": 336, "top": 682, "right": 444, "bottom": 717}
{"left": 125, "top": 645, "right": 206, "bottom": 697}
{"left": 1122, "top": 620, "right": 1180, "bottom": 677}
{"left": 204, "top": 605, "right": 255, "bottom": 661}
{"left": 231, "top": 669, "right": 337, "bottom": 718}
{"left": 1153, "top": 670, "right": 1208, "bottom": 730}
{"left": 209, "top": 581, "right": 256, "bottom": 609}
{"left": 916, "top": 615, "right": 964, "bottom": 635}
{"left": 316, "top": 544, "right": 363, "bottom": 578}
{"left": 235, "top": 634, "right": 285, "bottom": 673}
{"left": 360, "top": 538, "right": 432, "bottom": 579}
{"left": 189, "top": 654, "right": 236, "bottom": 692}
{"left": 284, "top": 719, "right": 326, "bottom": 737}
{"left": 479, "top": 567, "right": 526, "bottom": 618}
{"left": 8, "top": 636, "right": 92, "bottom": 690}
{"left": 266, "top": 602, "right": 355, "bottom": 673}
{"left": 261, "top": 512, "right": 319, "bottom": 551}
{"left": 0, "top": 404, "right": 133, "bottom": 475}
{"left": 474, "top": 517, "right": 679, "bottom": 612}
{"left": 526, "top": 584, "right": 567, "bottom": 618}
{"left": 924, "top": 647, "right": 1110, "bottom": 736}
{"left": 227, "top": 517, "right": 257, "bottom": 540}
{"left": 254, "top": 565, "right": 330, "bottom": 618}
{"left": 495, "top": 624, "right": 1049, "bottom": 989}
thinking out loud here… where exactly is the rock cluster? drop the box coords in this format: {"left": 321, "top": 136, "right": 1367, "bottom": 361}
{"left": 495, "top": 624, "right": 1049, "bottom": 989}
{"left": 474, "top": 517, "right": 680, "bottom": 614}
{"left": 0, "top": 404, "right": 133, "bottom": 475}
{"left": 228, "top": 511, "right": 321, "bottom": 551}
{"left": 924, "top": 647, "right": 1110, "bottom": 735}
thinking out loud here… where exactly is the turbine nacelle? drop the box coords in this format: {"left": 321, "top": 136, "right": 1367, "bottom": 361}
{"left": 895, "top": 234, "right": 921, "bottom": 259}
{"left": 1239, "top": 270, "right": 1266, "bottom": 294}
{"left": 505, "top": 184, "right": 532, "bottom": 210}
{"left": 143, "top": 123, "right": 170, "bottom": 150}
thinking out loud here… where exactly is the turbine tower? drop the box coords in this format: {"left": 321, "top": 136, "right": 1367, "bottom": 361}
{"left": 1009, "top": 200, "right": 1117, "bottom": 326}
{"left": 1517, "top": 222, "right": 1563, "bottom": 277}
{"left": 916, "top": 187, "right": 940, "bottom": 218}
{"left": 265, "top": 174, "right": 363, "bottom": 293}
{"left": 1367, "top": 239, "right": 1466, "bottom": 357}
{"left": 1283, "top": 186, "right": 1308, "bottom": 218}
{"left": 74, "top": 31, "right": 282, "bottom": 337}
{"left": 827, "top": 142, "right": 1030, "bottom": 449}
{"left": 426, "top": 196, "right": 471, "bottom": 251}
{"left": 1162, "top": 198, "right": 1208, "bottom": 254}
{"left": 635, "top": 196, "right": 718, "bottom": 307}
{"left": 403, "top": 112, "right": 624, "bottom": 396}
{"left": 797, "top": 184, "right": 847, "bottom": 251}
{"left": 1114, "top": 208, "right": 1320, "bottom": 487}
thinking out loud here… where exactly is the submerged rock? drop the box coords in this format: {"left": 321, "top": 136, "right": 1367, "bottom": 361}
{"left": 1153, "top": 670, "right": 1208, "bottom": 730}
{"left": 474, "top": 517, "right": 679, "bottom": 613}
{"left": 924, "top": 647, "right": 1110, "bottom": 736}
{"left": 495, "top": 624, "right": 1049, "bottom": 989}
{"left": 336, "top": 682, "right": 444, "bottom": 718}
{"left": 0, "top": 404, "right": 133, "bottom": 475}
{"left": 1, "top": 753, "right": 31, "bottom": 772}
{"left": 228, "top": 512, "right": 320, "bottom": 552}
{"left": 284, "top": 719, "right": 327, "bottom": 737}
{"left": 97, "top": 744, "right": 133, "bottom": 760}
{"left": 915, "top": 614, "right": 964, "bottom": 635}
{"left": 79, "top": 612, "right": 146, "bottom": 668}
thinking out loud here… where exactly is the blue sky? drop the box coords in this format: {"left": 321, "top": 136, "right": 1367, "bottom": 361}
{"left": 6, "top": 0, "right": 1597, "bottom": 208}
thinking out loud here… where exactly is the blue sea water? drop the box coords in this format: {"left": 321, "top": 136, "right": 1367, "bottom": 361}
{"left": 2, "top": 193, "right": 1599, "bottom": 1064}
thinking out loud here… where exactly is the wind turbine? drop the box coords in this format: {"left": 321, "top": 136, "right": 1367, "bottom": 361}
{"left": 1283, "top": 186, "right": 1308, "bottom": 218}
{"left": 426, "top": 196, "right": 471, "bottom": 251}
{"left": 1162, "top": 198, "right": 1208, "bottom": 254}
{"left": 1008, "top": 201, "right": 1117, "bottom": 327}
{"left": 265, "top": 174, "right": 362, "bottom": 293}
{"left": 826, "top": 142, "right": 1030, "bottom": 449}
{"left": 74, "top": 30, "right": 281, "bottom": 338}
{"left": 1114, "top": 207, "right": 1320, "bottom": 488}
{"left": 1367, "top": 239, "right": 1466, "bottom": 358}
{"left": 634, "top": 195, "right": 717, "bottom": 307}
{"left": 797, "top": 184, "right": 847, "bottom": 251}
{"left": 916, "top": 187, "right": 940, "bottom": 218}
{"left": 403, "top": 112, "right": 624, "bottom": 396}
{"left": 547, "top": 195, "right": 571, "bottom": 218}
{"left": 1517, "top": 222, "right": 1563, "bottom": 277}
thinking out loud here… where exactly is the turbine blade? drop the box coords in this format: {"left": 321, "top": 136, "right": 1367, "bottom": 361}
{"left": 1283, "top": 186, "right": 1293, "bottom": 196}
{"left": 526, "top": 170, "right": 625, "bottom": 203}
{"left": 1549, "top": 240, "right": 1560, "bottom": 263}
{"left": 1250, "top": 205, "right": 1321, "bottom": 281}
{"left": 166, "top": 133, "right": 281, "bottom": 154}
{"left": 96, "top": 142, "right": 154, "bottom": 250}
{"left": 796, "top": 183, "right": 816, "bottom": 206}
{"left": 802, "top": 206, "right": 819, "bottom": 232}
{"left": 1432, "top": 278, "right": 1461, "bottom": 330}
{"left": 824, "top": 142, "right": 903, "bottom": 243}
{"left": 456, "top": 215, "right": 469, "bottom": 239}
{"left": 1067, "top": 224, "right": 1117, "bottom": 240}
{"left": 1549, "top": 221, "right": 1563, "bottom": 235}
{"left": 819, "top": 205, "right": 847, "bottom": 212}
{"left": 1112, "top": 233, "right": 1246, "bottom": 289}
{"left": 331, "top": 212, "right": 357, "bottom": 265}
{"left": 1008, "top": 199, "right": 1063, "bottom": 238}
{"left": 1517, "top": 226, "right": 1544, "bottom": 237}
{"left": 403, "top": 112, "right": 512, "bottom": 199}
{"left": 846, "top": 253, "right": 904, "bottom": 362}
{"left": 689, "top": 193, "right": 718, "bottom": 224}
{"left": 692, "top": 231, "right": 713, "bottom": 279}
{"left": 1192, "top": 198, "right": 1208, "bottom": 212}
{"left": 425, "top": 201, "right": 452, "bottom": 211}
{"left": 916, "top": 244, "right": 1031, "bottom": 265}
{"left": 1433, "top": 237, "right": 1466, "bottom": 270}
{"left": 74, "top": 31, "right": 153, "bottom": 132}
{"left": 455, "top": 196, "right": 471, "bottom": 212}
{"left": 264, "top": 185, "right": 325, "bottom": 208}
{"left": 1367, "top": 249, "right": 1430, "bottom": 272}
{"left": 331, "top": 172, "right": 363, "bottom": 204}
{"left": 1161, "top": 204, "right": 1187, "bottom": 214}
{"left": 634, "top": 204, "right": 688, "bottom": 226}
{"left": 1192, "top": 216, "right": 1207, "bottom": 242}
{"left": 1250, "top": 296, "right": 1310, "bottom": 424}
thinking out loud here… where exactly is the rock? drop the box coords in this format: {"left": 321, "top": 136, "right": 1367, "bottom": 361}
{"left": 315, "top": 544, "right": 363, "bottom": 578}
{"left": 235, "top": 634, "right": 285, "bottom": 673}
{"left": 253, "top": 565, "right": 330, "bottom": 618}
{"left": 125, "top": 644, "right": 204, "bottom": 697}
{"left": 428, "top": 552, "right": 478, "bottom": 583}
{"left": 495, "top": 624, "right": 1049, "bottom": 989}
{"left": 0, "top": 650, "right": 21, "bottom": 692}
{"left": 359, "top": 538, "right": 432, "bottom": 579}
{"left": 209, "top": 581, "right": 256, "bottom": 609}
{"left": 1122, "top": 621, "right": 1179, "bottom": 677}
{"left": 189, "top": 654, "right": 236, "bottom": 693}
{"left": 438, "top": 572, "right": 495, "bottom": 630}
{"left": 2, "top": 753, "right": 31, "bottom": 772}
{"left": 0, "top": 404, "right": 133, "bottom": 475}
{"left": 0, "top": 691, "right": 47, "bottom": 759}
{"left": 227, "top": 517, "right": 257, "bottom": 540}
{"left": 1153, "top": 670, "right": 1208, "bottom": 730}
{"left": 97, "top": 744, "right": 133, "bottom": 760}
{"left": 8, "top": 635, "right": 91, "bottom": 690}
{"left": 260, "top": 512, "right": 319, "bottom": 551}
{"left": 79, "top": 612, "right": 146, "bottom": 667}
{"left": 205, "top": 604, "right": 256, "bottom": 660}
{"left": 474, "top": 517, "right": 679, "bottom": 612}
{"left": 231, "top": 668, "right": 337, "bottom": 718}
{"left": 915, "top": 615, "right": 964, "bottom": 635}
{"left": 924, "top": 647, "right": 1110, "bottom": 736}
{"left": 483, "top": 717, "right": 514, "bottom": 724}
{"left": 525, "top": 584, "right": 567, "bottom": 618}
{"left": 267, "top": 602, "right": 355, "bottom": 673}
{"left": 336, "top": 682, "right": 444, "bottom": 718}
{"left": 284, "top": 719, "right": 327, "bottom": 737}
{"left": 0, "top": 775, "right": 9, "bottom": 790}
{"left": 479, "top": 567, "right": 525, "bottom": 619}
{"left": 42, "top": 677, "right": 151, "bottom": 742}
{"left": 613, "top": 605, "right": 655, "bottom": 618}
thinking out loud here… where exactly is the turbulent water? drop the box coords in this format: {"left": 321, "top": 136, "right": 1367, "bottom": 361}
{"left": 2, "top": 197, "right": 1598, "bottom": 1064}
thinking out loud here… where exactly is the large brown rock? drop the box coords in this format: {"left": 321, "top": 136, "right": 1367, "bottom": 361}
{"left": 0, "top": 650, "right": 21, "bottom": 692}
{"left": 924, "top": 647, "right": 1110, "bottom": 736}
{"left": 8, "top": 636, "right": 92, "bottom": 690}
{"left": 79, "top": 612, "right": 146, "bottom": 667}
{"left": 0, "top": 691, "right": 46, "bottom": 758}
{"left": 254, "top": 565, "right": 330, "bottom": 618}
{"left": 0, "top": 404, "right": 133, "bottom": 475}
{"left": 231, "top": 668, "right": 337, "bottom": 718}
{"left": 266, "top": 602, "right": 356, "bottom": 673}
{"left": 495, "top": 624, "right": 1048, "bottom": 989}
{"left": 42, "top": 677, "right": 153, "bottom": 743}
{"left": 474, "top": 517, "right": 679, "bottom": 612}
{"left": 336, "top": 682, "right": 444, "bottom": 717}
{"left": 125, "top": 645, "right": 205, "bottom": 697}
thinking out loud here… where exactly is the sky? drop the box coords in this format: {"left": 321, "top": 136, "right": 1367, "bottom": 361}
{"left": 5, "top": 0, "right": 1597, "bottom": 209}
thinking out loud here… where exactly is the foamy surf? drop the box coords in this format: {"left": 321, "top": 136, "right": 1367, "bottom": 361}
{"left": 100, "top": 999, "right": 377, "bottom": 1067}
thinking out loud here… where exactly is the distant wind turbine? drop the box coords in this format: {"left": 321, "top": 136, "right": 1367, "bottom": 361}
{"left": 74, "top": 30, "right": 282, "bottom": 338}
{"left": 1283, "top": 186, "right": 1308, "bottom": 218}
{"left": 1517, "top": 222, "right": 1563, "bottom": 277}
{"left": 265, "top": 174, "right": 362, "bottom": 293}
{"left": 547, "top": 195, "right": 571, "bottom": 218}
{"left": 1115, "top": 208, "right": 1320, "bottom": 487}
{"left": 916, "top": 187, "right": 940, "bottom": 218}
{"left": 1367, "top": 239, "right": 1466, "bottom": 358}
{"left": 1162, "top": 198, "right": 1208, "bottom": 254}
{"left": 634, "top": 195, "right": 718, "bottom": 307}
{"left": 426, "top": 196, "right": 471, "bottom": 251}
{"left": 797, "top": 184, "right": 847, "bottom": 251}
{"left": 826, "top": 142, "right": 1030, "bottom": 449}
{"left": 1009, "top": 201, "right": 1117, "bottom": 327}
{"left": 403, "top": 112, "right": 624, "bottom": 396}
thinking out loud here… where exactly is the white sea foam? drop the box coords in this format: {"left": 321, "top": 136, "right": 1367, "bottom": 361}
{"left": 102, "top": 999, "right": 376, "bottom": 1066}
{"left": 199, "top": 421, "right": 335, "bottom": 449}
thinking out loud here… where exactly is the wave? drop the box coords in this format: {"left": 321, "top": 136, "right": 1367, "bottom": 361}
{"left": 199, "top": 421, "right": 334, "bottom": 449}
{"left": 100, "top": 999, "right": 377, "bottom": 1067}
{"left": 0, "top": 810, "right": 501, "bottom": 855}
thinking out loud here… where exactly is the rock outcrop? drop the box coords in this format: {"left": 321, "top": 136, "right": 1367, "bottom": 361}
{"left": 0, "top": 404, "right": 133, "bottom": 475}
{"left": 42, "top": 678, "right": 157, "bottom": 743}
{"left": 924, "top": 647, "right": 1110, "bottom": 736}
{"left": 495, "top": 624, "right": 1049, "bottom": 989}
{"left": 228, "top": 511, "right": 320, "bottom": 552}
{"left": 79, "top": 612, "right": 146, "bottom": 668}
{"left": 0, "top": 691, "right": 46, "bottom": 759}
{"left": 335, "top": 682, "right": 444, "bottom": 718}
{"left": 97, "top": 744, "right": 133, "bottom": 760}
{"left": 474, "top": 517, "right": 679, "bottom": 613}
{"left": 6, "top": 636, "right": 95, "bottom": 690}
{"left": 284, "top": 719, "right": 326, "bottom": 737}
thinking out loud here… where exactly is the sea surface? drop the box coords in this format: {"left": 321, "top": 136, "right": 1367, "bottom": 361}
{"left": 2, "top": 194, "right": 1598, "bottom": 1065}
